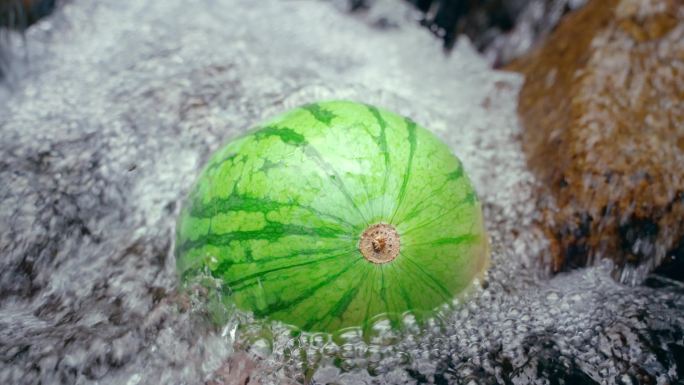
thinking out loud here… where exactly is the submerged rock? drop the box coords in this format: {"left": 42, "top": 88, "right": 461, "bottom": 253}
{"left": 404, "top": 0, "right": 588, "bottom": 66}
{"left": 0, "top": 0, "right": 58, "bottom": 77}
{"left": 510, "top": 0, "right": 684, "bottom": 283}
{"left": 0, "top": 0, "right": 56, "bottom": 30}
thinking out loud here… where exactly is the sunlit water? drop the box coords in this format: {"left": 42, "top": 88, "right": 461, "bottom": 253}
{"left": 0, "top": 1, "right": 682, "bottom": 384}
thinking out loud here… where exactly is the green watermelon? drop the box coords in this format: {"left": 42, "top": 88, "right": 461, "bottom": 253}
{"left": 176, "top": 100, "right": 489, "bottom": 333}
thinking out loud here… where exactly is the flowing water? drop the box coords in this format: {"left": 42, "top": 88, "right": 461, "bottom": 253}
{"left": 0, "top": 1, "right": 682, "bottom": 384}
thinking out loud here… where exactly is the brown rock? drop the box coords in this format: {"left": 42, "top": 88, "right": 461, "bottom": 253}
{"left": 508, "top": 0, "right": 684, "bottom": 283}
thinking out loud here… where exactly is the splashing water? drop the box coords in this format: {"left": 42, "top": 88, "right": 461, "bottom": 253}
{"left": 0, "top": 0, "right": 682, "bottom": 384}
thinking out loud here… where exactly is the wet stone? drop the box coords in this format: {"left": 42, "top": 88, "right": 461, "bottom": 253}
{"left": 509, "top": 0, "right": 684, "bottom": 284}
{"left": 403, "top": 0, "right": 589, "bottom": 66}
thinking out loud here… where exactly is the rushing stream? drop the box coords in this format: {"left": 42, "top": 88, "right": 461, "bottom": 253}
{"left": 0, "top": 1, "right": 682, "bottom": 384}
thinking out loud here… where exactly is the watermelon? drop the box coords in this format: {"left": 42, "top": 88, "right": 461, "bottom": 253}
{"left": 176, "top": 100, "right": 489, "bottom": 333}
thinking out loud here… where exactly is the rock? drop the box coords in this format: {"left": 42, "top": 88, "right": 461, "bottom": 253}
{"left": 0, "top": 0, "right": 57, "bottom": 78}
{"left": 509, "top": 0, "right": 684, "bottom": 283}
{"left": 0, "top": 0, "right": 56, "bottom": 30}
{"left": 404, "top": 0, "right": 588, "bottom": 66}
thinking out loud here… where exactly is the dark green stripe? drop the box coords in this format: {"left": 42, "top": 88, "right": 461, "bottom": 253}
{"left": 227, "top": 252, "right": 344, "bottom": 288}
{"left": 260, "top": 159, "right": 285, "bottom": 171}
{"left": 305, "top": 267, "right": 369, "bottom": 331}
{"left": 399, "top": 167, "right": 464, "bottom": 223}
{"left": 464, "top": 190, "right": 477, "bottom": 204}
{"left": 244, "top": 122, "right": 369, "bottom": 224}
{"left": 204, "top": 152, "right": 239, "bottom": 174}
{"left": 358, "top": 174, "right": 376, "bottom": 218}
{"left": 366, "top": 105, "right": 392, "bottom": 215}
{"left": 401, "top": 254, "right": 452, "bottom": 301}
{"left": 390, "top": 118, "right": 417, "bottom": 223}
{"left": 212, "top": 246, "right": 347, "bottom": 274}
{"left": 404, "top": 234, "right": 477, "bottom": 248}
{"left": 255, "top": 126, "right": 306, "bottom": 145}
{"left": 253, "top": 258, "right": 362, "bottom": 318}
{"left": 302, "top": 145, "right": 369, "bottom": 224}
{"left": 380, "top": 267, "right": 390, "bottom": 316}
{"left": 400, "top": 194, "right": 475, "bottom": 237}
{"left": 329, "top": 281, "right": 363, "bottom": 318}
{"left": 191, "top": 193, "right": 281, "bottom": 217}
{"left": 446, "top": 163, "right": 464, "bottom": 181}
{"left": 190, "top": 192, "right": 354, "bottom": 228}
{"left": 400, "top": 197, "right": 430, "bottom": 224}
{"left": 355, "top": 106, "right": 391, "bottom": 219}
{"left": 386, "top": 263, "right": 414, "bottom": 310}
{"left": 302, "top": 103, "right": 336, "bottom": 126}
{"left": 365, "top": 105, "right": 390, "bottom": 167}
{"left": 228, "top": 249, "right": 357, "bottom": 293}
{"left": 178, "top": 221, "right": 349, "bottom": 255}
{"left": 362, "top": 269, "right": 376, "bottom": 329}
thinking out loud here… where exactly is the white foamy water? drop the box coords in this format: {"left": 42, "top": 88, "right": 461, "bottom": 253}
{"left": 0, "top": 1, "right": 682, "bottom": 384}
